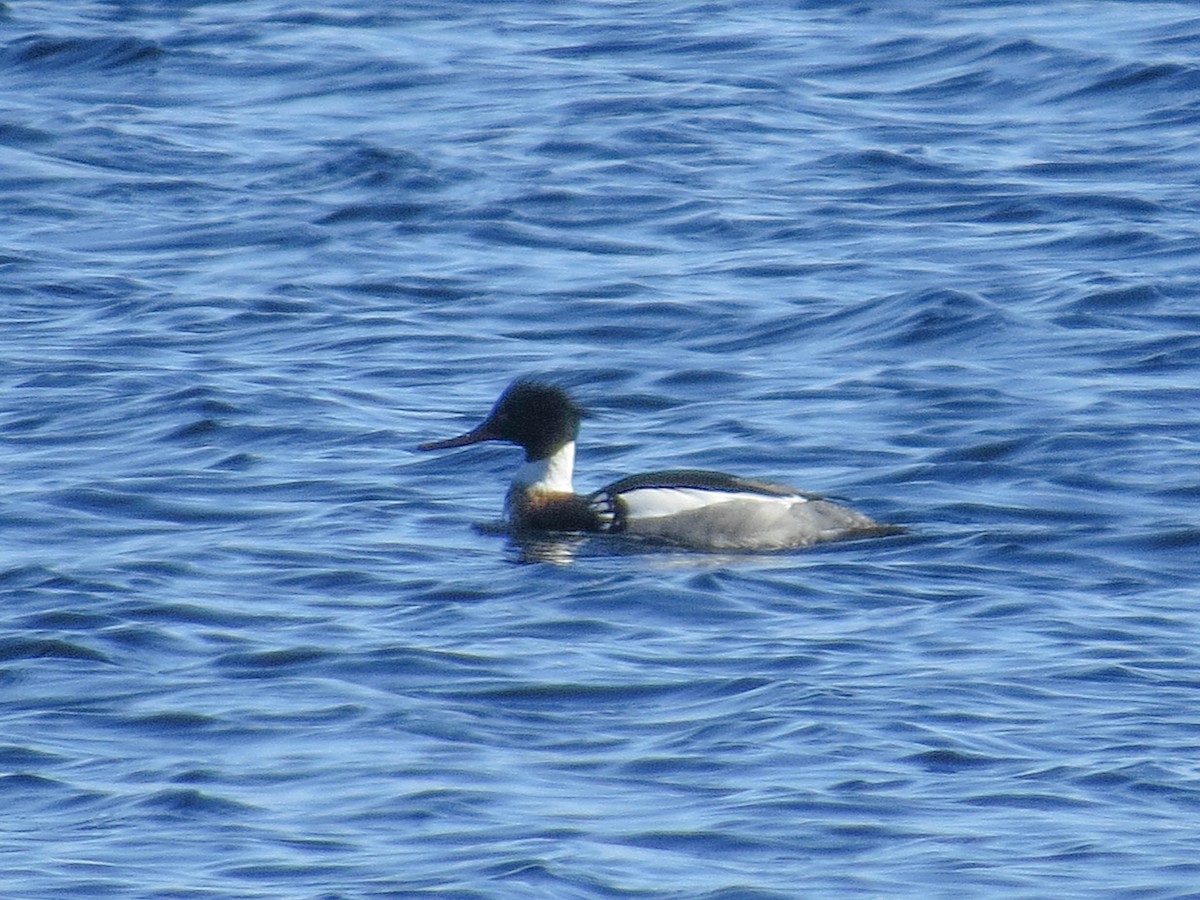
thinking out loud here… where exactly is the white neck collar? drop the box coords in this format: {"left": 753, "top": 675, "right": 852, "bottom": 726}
{"left": 511, "top": 441, "right": 575, "bottom": 494}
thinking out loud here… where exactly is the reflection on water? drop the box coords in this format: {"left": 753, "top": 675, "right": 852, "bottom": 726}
{"left": 507, "top": 532, "right": 588, "bottom": 565}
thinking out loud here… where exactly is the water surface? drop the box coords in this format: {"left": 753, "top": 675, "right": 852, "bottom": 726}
{"left": 3, "top": 1, "right": 1200, "bottom": 897}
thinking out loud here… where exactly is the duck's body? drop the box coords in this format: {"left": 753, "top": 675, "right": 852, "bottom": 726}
{"left": 419, "top": 380, "right": 891, "bottom": 552}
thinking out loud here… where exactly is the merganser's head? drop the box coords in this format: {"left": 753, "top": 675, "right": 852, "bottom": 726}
{"left": 418, "top": 379, "right": 583, "bottom": 462}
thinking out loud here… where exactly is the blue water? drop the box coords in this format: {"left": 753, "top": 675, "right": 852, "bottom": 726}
{"left": 4, "top": 1, "right": 1200, "bottom": 896}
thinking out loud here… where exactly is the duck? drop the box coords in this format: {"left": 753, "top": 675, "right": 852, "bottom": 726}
{"left": 418, "top": 379, "right": 894, "bottom": 551}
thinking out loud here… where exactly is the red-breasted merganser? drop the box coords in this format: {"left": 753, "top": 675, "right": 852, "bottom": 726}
{"left": 418, "top": 379, "right": 894, "bottom": 551}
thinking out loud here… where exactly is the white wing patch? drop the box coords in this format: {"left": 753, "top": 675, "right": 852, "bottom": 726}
{"left": 618, "top": 486, "right": 806, "bottom": 521}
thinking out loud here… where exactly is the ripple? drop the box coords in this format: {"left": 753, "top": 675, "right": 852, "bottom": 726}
{"left": 0, "top": 637, "right": 111, "bottom": 664}
{"left": 2, "top": 34, "right": 163, "bottom": 72}
{"left": 138, "top": 788, "right": 257, "bottom": 817}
